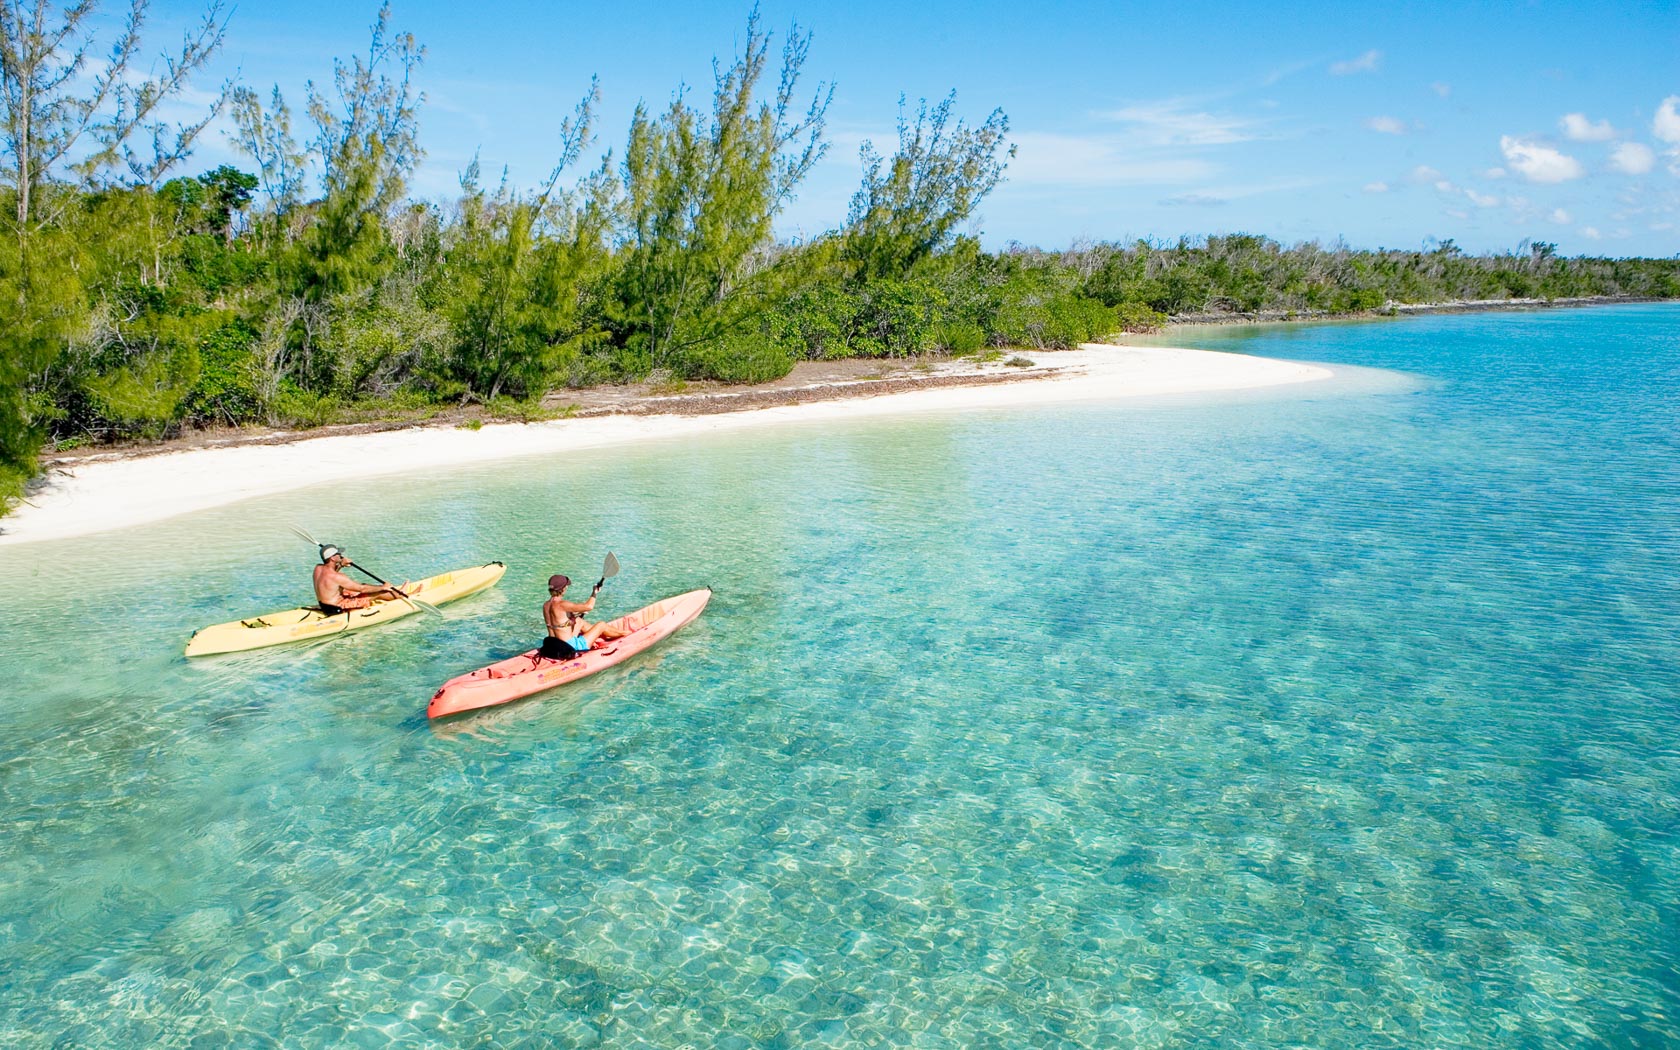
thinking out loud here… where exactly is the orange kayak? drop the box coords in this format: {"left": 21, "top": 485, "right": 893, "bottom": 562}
{"left": 427, "top": 588, "right": 711, "bottom": 719}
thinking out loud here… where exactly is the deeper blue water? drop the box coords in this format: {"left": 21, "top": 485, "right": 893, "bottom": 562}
{"left": 1, "top": 303, "right": 1676, "bottom": 1048}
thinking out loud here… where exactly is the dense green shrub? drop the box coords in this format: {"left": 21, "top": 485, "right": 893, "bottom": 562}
{"left": 931, "top": 319, "right": 988, "bottom": 354}
{"left": 848, "top": 279, "right": 941, "bottom": 357}
{"left": 677, "top": 333, "right": 794, "bottom": 384}
{"left": 185, "top": 320, "right": 262, "bottom": 424}
{"left": 1330, "top": 288, "right": 1385, "bottom": 313}
{"left": 83, "top": 351, "right": 199, "bottom": 439}
{"left": 1112, "top": 301, "right": 1166, "bottom": 333}
{"left": 269, "top": 384, "right": 342, "bottom": 428}
{"left": 769, "top": 284, "right": 857, "bottom": 360}
{"left": 990, "top": 270, "right": 1116, "bottom": 349}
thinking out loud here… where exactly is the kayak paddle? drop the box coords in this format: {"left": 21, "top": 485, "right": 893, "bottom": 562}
{"left": 347, "top": 561, "right": 445, "bottom": 617}
{"left": 288, "top": 524, "right": 444, "bottom": 617}
{"left": 593, "top": 551, "right": 620, "bottom": 595}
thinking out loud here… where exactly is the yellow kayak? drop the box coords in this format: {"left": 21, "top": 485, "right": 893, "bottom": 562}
{"left": 185, "top": 562, "right": 507, "bottom": 657}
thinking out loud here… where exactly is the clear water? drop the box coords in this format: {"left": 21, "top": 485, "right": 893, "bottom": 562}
{"left": 1, "top": 304, "right": 1677, "bottom": 1048}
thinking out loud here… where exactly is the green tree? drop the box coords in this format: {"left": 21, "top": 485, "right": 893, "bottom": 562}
{"left": 228, "top": 84, "right": 306, "bottom": 230}
{"left": 436, "top": 83, "right": 611, "bottom": 399}
{"left": 611, "top": 10, "right": 831, "bottom": 375}
{"left": 0, "top": 0, "right": 230, "bottom": 230}
{"left": 195, "top": 165, "right": 258, "bottom": 242}
{"left": 229, "top": 2, "right": 425, "bottom": 407}
{"left": 290, "top": 2, "right": 424, "bottom": 301}
{"left": 843, "top": 93, "right": 1012, "bottom": 281}
{"left": 0, "top": 0, "right": 229, "bottom": 501}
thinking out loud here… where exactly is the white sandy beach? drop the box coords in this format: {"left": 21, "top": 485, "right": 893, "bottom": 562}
{"left": 0, "top": 344, "right": 1331, "bottom": 546}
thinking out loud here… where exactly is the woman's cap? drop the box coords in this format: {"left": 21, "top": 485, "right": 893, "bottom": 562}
{"left": 548, "top": 574, "right": 571, "bottom": 592}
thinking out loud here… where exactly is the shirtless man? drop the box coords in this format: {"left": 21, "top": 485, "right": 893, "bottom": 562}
{"left": 537, "top": 573, "right": 628, "bottom": 660}
{"left": 313, "top": 546, "right": 406, "bottom": 615}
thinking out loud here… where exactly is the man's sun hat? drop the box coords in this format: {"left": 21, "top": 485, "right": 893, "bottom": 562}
{"left": 320, "top": 545, "right": 344, "bottom": 563}
{"left": 548, "top": 574, "right": 571, "bottom": 593}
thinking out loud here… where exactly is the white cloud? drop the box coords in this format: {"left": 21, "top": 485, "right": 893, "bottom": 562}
{"left": 1445, "top": 208, "right": 1470, "bottom": 219}
{"left": 1559, "top": 113, "right": 1615, "bottom": 142}
{"left": 1551, "top": 208, "right": 1572, "bottom": 224}
{"left": 1609, "top": 142, "right": 1656, "bottom": 175}
{"left": 1094, "top": 99, "right": 1265, "bottom": 147}
{"left": 1466, "top": 189, "right": 1501, "bottom": 207}
{"left": 1485, "top": 167, "right": 1508, "bottom": 179}
{"left": 1432, "top": 82, "right": 1452, "bottom": 98}
{"left": 1160, "top": 193, "right": 1226, "bottom": 206}
{"left": 1364, "top": 181, "right": 1390, "bottom": 193}
{"left": 1434, "top": 179, "right": 1458, "bottom": 193}
{"left": 1331, "top": 50, "right": 1381, "bottom": 76}
{"left": 1499, "top": 136, "right": 1585, "bottom": 183}
{"left": 1261, "top": 59, "right": 1318, "bottom": 87}
{"left": 1410, "top": 165, "right": 1444, "bottom": 183}
{"left": 1654, "top": 97, "right": 1680, "bottom": 174}
{"left": 1366, "top": 116, "right": 1407, "bottom": 135}
{"left": 1007, "top": 131, "right": 1216, "bottom": 187}
{"left": 1582, "top": 226, "right": 1602, "bottom": 239}
{"left": 1654, "top": 96, "right": 1680, "bottom": 143}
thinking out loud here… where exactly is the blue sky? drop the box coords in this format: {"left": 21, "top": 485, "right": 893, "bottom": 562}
{"left": 155, "top": 0, "right": 1679, "bottom": 256}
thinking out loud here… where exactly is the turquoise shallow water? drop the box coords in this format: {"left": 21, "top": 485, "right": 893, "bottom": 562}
{"left": 1, "top": 303, "right": 1677, "bottom": 1047}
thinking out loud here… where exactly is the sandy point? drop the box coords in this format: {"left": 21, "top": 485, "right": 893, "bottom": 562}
{"left": 0, "top": 344, "right": 1332, "bottom": 546}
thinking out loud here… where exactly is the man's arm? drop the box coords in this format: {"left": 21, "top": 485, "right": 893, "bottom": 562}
{"left": 329, "top": 570, "right": 395, "bottom": 597}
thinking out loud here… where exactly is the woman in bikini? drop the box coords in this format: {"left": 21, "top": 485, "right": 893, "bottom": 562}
{"left": 538, "top": 573, "right": 628, "bottom": 660}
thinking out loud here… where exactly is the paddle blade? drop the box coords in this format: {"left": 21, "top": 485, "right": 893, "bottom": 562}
{"left": 289, "top": 524, "right": 323, "bottom": 547}
{"left": 406, "top": 595, "right": 446, "bottom": 617}
{"left": 601, "top": 552, "right": 621, "bottom": 581}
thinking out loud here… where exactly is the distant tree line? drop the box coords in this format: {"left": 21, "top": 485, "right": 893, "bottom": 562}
{"left": 1, "top": 2, "right": 1676, "bottom": 508}
{"left": 1055, "top": 234, "right": 1678, "bottom": 319}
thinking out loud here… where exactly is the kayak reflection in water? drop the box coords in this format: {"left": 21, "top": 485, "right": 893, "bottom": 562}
{"left": 312, "top": 546, "right": 408, "bottom": 615}
{"left": 539, "top": 573, "right": 629, "bottom": 660}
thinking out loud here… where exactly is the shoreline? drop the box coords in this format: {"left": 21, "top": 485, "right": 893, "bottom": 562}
{"left": 1164, "top": 293, "right": 1668, "bottom": 327}
{"left": 29, "top": 362, "right": 1071, "bottom": 469}
{"left": 26, "top": 293, "right": 1661, "bottom": 470}
{"left": 1, "top": 344, "right": 1332, "bottom": 546}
